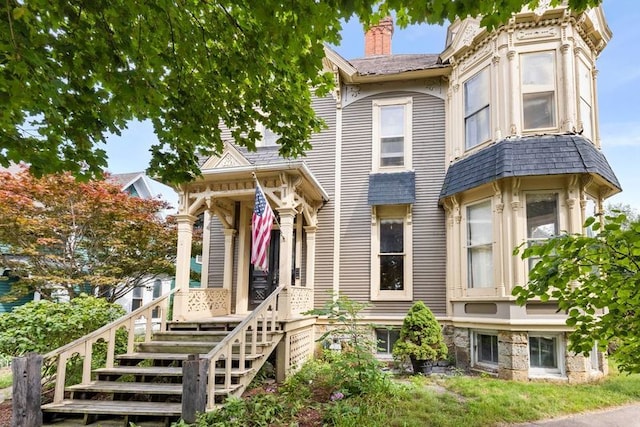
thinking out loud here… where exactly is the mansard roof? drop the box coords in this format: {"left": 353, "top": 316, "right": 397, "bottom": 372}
{"left": 440, "top": 134, "right": 621, "bottom": 199}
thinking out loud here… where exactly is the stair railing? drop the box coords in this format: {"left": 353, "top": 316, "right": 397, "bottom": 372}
{"left": 42, "top": 289, "right": 176, "bottom": 404}
{"left": 203, "top": 286, "right": 282, "bottom": 409}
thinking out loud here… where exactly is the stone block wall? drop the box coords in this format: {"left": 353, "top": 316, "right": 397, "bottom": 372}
{"left": 498, "top": 331, "right": 529, "bottom": 381}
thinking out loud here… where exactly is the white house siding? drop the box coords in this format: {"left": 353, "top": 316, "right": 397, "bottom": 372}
{"left": 304, "top": 95, "right": 337, "bottom": 309}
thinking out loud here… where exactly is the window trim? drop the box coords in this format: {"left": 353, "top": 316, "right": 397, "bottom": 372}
{"left": 370, "top": 205, "right": 413, "bottom": 301}
{"left": 472, "top": 330, "right": 499, "bottom": 368}
{"left": 528, "top": 333, "right": 565, "bottom": 377}
{"left": 375, "top": 327, "right": 400, "bottom": 358}
{"left": 520, "top": 50, "right": 558, "bottom": 132}
{"left": 577, "top": 59, "right": 593, "bottom": 140}
{"left": 525, "top": 192, "right": 559, "bottom": 272}
{"left": 464, "top": 67, "right": 491, "bottom": 150}
{"left": 466, "top": 199, "right": 494, "bottom": 290}
{"left": 372, "top": 97, "right": 413, "bottom": 172}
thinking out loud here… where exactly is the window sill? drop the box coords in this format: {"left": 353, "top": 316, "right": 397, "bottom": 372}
{"left": 371, "top": 291, "right": 413, "bottom": 302}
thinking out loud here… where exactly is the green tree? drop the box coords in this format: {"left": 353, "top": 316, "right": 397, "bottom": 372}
{"left": 0, "top": 166, "right": 177, "bottom": 302}
{"left": 1, "top": 0, "right": 601, "bottom": 183}
{"left": 513, "top": 213, "right": 640, "bottom": 373}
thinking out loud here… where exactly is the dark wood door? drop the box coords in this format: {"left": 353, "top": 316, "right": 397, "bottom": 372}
{"left": 248, "top": 230, "right": 280, "bottom": 310}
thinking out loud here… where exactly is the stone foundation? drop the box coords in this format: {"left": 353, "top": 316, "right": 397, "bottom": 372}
{"left": 451, "top": 328, "right": 606, "bottom": 383}
{"left": 498, "top": 331, "right": 529, "bottom": 381}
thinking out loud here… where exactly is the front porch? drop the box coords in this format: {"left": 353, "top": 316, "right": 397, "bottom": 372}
{"left": 171, "top": 144, "right": 328, "bottom": 322}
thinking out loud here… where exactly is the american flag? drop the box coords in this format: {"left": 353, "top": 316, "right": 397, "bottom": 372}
{"left": 251, "top": 184, "right": 275, "bottom": 271}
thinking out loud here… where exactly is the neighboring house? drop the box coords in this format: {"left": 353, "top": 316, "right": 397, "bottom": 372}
{"left": 109, "top": 172, "right": 175, "bottom": 316}
{"left": 171, "top": 5, "right": 618, "bottom": 382}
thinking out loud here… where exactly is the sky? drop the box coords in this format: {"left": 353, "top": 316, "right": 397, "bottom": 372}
{"left": 104, "top": 1, "right": 640, "bottom": 212}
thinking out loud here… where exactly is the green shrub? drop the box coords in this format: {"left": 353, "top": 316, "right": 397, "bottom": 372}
{"left": 392, "top": 301, "right": 447, "bottom": 370}
{"left": 305, "top": 294, "right": 391, "bottom": 396}
{"left": 0, "top": 295, "right": 125, "bottom": 357}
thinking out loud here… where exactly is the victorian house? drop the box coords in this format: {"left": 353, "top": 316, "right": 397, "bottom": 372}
{"left": 40, "top": 3, "right": 621, "bottom": 422}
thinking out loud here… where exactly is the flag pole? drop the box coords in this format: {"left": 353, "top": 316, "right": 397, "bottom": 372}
{"left": 251, "top": 171, "right": 281, "bottom": 229}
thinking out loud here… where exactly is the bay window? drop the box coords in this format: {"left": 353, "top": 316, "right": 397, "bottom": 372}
{"left": 521, "top": 51, "right": 557, "bottom": 130}
{"left": 464, "top": 67, "right": 491, "bottom": 149}
{"left": 526, "top": 193, "right": 558, "bottom": 271}
{"left": 467, "top": 201, "right": 493, "bottom": 288}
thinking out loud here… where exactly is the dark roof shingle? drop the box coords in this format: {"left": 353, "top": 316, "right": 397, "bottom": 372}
{"left": 440, "top": 134, "right": 621, "bottom": 199}
{"left": 349, "top": 54, "right": 444, "bottom": 76}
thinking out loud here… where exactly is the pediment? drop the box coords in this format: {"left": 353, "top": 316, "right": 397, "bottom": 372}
{"left": 441, "top": 18, "right": 484, "bottom": 61}
{"left": 201, "top": 142, "right": 251, "bottom": 170}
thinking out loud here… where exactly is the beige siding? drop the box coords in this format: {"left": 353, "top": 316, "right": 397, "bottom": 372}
{"left": 340, "top": 91, "right": 447, "bottom": 316}
{"left": 303, "top": 96, "right": 336, "bottom": 308}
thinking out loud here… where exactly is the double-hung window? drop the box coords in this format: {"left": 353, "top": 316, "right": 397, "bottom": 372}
{"left": 464, "top": 67, "right": 491, "bottom": 149}
{"left": 578, "top": 60, "right": 593, "bottom": 140}
{"left": 467, "top": 201, "right": 493, "bottom": 288}
{"left": 371, "top": 205, "right": 413, "bottom": 300}
{"left": 526, "top": 193, "right": 558, "bottom": 271}
{"left": 131, "top": 286, "right": 143, "bottom": 311}
{"left": 372, "top": 97, "right": 413, "bottom": 171}
{"left": 521, "top": 51, "right": 557, "bottom": 130}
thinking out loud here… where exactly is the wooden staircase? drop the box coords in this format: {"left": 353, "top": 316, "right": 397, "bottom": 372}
{"left": 39, "top": 288, "right": 284, "bottom": 426}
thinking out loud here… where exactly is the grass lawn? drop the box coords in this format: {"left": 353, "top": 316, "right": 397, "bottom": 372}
{"left": 0, "top": 369, "right": 11, "bottom": 389}
{"left": 382, "top": 369, "right": 640, "bottom": 427}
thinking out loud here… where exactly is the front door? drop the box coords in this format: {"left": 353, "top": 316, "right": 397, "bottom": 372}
{"left": 248, "top": 230, "right": 279, "bottom": 310}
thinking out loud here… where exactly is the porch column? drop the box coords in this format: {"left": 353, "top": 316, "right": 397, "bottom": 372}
{"left": 200, "top": 210, "right": 211, "bottom": 288}
{"left": 278, "top": 208, "right": 296, "bottom": 288}
{"left": 173, "top": 213, "right": 196, "bottom": 321}
{"left": 304, "top": 225, "right": 317, "bottom": 289}
{"left": 222, "top": 228, "right": 237, "bottom": 291}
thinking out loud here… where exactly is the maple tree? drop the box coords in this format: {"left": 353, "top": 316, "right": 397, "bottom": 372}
{"left": 0, "top": 166, "right": 177, "bottom": 302}
{"left": 1, "top": 0, "right": 601, "bottom": 183}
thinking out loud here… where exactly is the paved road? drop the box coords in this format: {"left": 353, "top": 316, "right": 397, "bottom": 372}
{"left": 515, "top": 404, "right": 640, "bottom": 426}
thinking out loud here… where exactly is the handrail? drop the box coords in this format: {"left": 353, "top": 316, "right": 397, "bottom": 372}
{"left": 203, "top": 285, "right": 282, "bottom": 409}
{"left": 43, "top": 288, "right": 177, "bottom": 404}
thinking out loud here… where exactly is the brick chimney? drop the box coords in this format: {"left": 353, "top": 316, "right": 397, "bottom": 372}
{"left": 364, "top": 17, "right": 394, "bottom": 56}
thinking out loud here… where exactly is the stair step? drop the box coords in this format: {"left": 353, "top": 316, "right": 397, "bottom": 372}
{"left": 94, "top": 366, "right": 254, "bottom": 377}
{"left": 152, "top": 330, "right": 280, "bottom": 342}
{"left": 116, "top": 352, "right": 264, "bottom": 362}
{"left": 42, "top": 399, "right": 182, "bottom": 417}
{"left": 136, "top": 340, "right": 273, "bottom": 354}
{"left": 67, "top": 381, "right": 183, "bottom": 395}
{"left": 66, "top": 380, "right": 242, "bottom": 396}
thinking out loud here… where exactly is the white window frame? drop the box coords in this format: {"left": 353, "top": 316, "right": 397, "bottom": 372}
{"left": 372, "top": 97, "right": 413, "bottom": 172}
{"left": 472, "top": 331, "right": 499, "bottom": 368}
{"left": 528, "top": 333, "right": 565, "bottom": 377}
{"left": 375, "top": 328, "right": 400, "bottom": 358}
{"left": 577, "top": 59, "right": 593, "bottom": 140}
{"left": 466, "top": 200, "right": 494, "bottom": 289}
{"left": 525, "top": 192, "right": 559, "bottom": 271}
{"left": 521, "top": 51, "right": 558, "bottom": 131}
{"left": 464, "top": 67, "right": 491, "bottom": 150}
{"left": 131, "top": 286, "right": 143, "bottom": 311}
{"left": 370, "top": 205, "right": 413, "bottom": 301}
